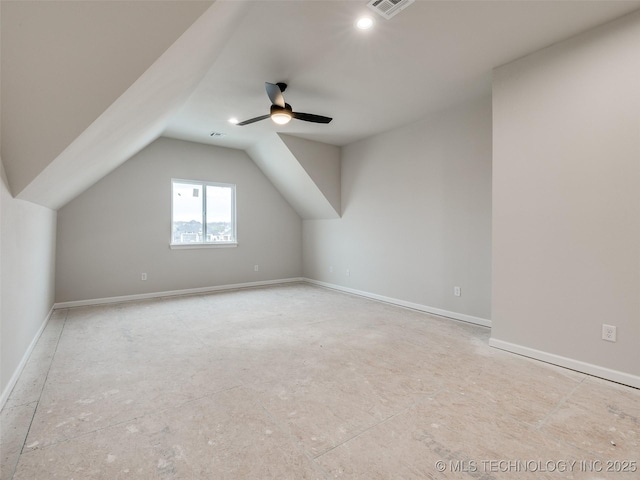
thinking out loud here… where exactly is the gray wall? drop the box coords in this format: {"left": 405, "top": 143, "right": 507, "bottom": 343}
{"left": 492, "top": 11, "right": 640, "bottom": 382}
{"left": 1, "top": 161, "right": 56, "bottom": 401}
{"left": 303, "top": 96, "right": 492, "bottom": 321}
{"left": 55, "top": 137, "right": 302, "bottom": 303}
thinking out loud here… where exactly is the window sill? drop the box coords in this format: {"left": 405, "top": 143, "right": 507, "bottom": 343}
{"left": 170, "top": 243, "right": 238, "bottom": 250}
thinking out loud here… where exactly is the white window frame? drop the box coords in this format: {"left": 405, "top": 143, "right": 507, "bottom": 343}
{"left": 170, "top": 179, "right": 237, "bottom": 249}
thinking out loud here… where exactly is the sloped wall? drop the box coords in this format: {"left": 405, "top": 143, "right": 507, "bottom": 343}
{"left": 1, "top": 0, "right": 212, "bottom": 198}
{"left": 248, "top": 134, "right": 340, "bottom": 220}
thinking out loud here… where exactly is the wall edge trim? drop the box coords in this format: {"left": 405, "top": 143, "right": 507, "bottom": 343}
{"left": 303, "top": 278, "right": 491, "bottom": 328}
{"left": 53, "top": 278, "right": 305, "bottom": 309}
{"left": 489, "top": 337, "right": 640, "bottom": 390}
{"left": 0, "top": 306, "right": 54, "bottom": 412}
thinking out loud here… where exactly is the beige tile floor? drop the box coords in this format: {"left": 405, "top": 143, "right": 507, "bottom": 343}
{"left": 1, "top": 283, "right": 638, "bottom": 479}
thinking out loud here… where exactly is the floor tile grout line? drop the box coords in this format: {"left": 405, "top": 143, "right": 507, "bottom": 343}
{"left": 2, "top": 397, "right": 38, "bottom": 411}
{"left": 15, "top": 308, "right": 69, "bottom": 473}
{"left": 454, "top": 365, "right": 592, "bottom": 434}
{"left": 18, "top": 384, "right": 246, "bottom": 454}
{"left": 18, "top": 413, "right": 150, "bottom": 454}
{"left": 174, "top": 312, "right": 210, "bottom": 349}
{"left": 538, "top": 425, "right": 613, "bottom": 461}
{"left": 256, "top": 399, "right": 333, "bottom": 480}
{"left": 531, "top": 375, "right": 625, "bottom": 458}
{"left": 312, "top": 387, "right": 446, "bottom": 462}
{"left": 535, "top": 375, "right": 588, "bottom": 431}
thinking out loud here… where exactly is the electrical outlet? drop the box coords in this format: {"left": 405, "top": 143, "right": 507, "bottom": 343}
{"left": 602, "top": 324, "right": 617, "bottom": 342}
{"left": 454, "top": 286, "right": 461, "bottom": 297}
{"left": 346, "top": 269, "right": 350, "bottom": 277}
{"left": 329, "top": 266, "right": 333, "bottom": 273}
{"left": 141, "top": 273, "right": 147, "bottom": 281}
{"left": 254, "top": 265, "right": 259, "bottom": 272}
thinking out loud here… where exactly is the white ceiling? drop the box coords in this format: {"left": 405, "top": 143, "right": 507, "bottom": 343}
{"left": 163, "top": 0, "right": 640, "bottom": 150}
{"left": 4, "top": 0, "right": 640, "bottom": 210}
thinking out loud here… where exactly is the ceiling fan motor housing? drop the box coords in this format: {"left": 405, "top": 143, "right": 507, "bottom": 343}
{"left": 270, "top": 103, "right": 293, "bottom": 115}
{"left": 236, "top": 82, "right": 331, "bottom": 125}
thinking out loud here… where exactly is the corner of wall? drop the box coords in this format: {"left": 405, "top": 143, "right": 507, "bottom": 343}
{"left": 248, "top": 134, "right": 340, "bottom": 219}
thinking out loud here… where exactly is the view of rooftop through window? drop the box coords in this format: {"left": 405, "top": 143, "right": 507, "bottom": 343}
{"left": 172, "top": 180, "right": 236, "bottom": 245}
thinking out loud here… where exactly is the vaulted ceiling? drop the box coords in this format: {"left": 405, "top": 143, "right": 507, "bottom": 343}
{"left": 164, "top": 0, "right": 640, "bottom": 150}
{"left": 2, "top": 1, "right": 639, "bottom": 210}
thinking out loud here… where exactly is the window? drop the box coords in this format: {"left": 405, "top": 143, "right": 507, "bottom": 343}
{"left": 171, "top": 179, "right": 236, "bottom": 246}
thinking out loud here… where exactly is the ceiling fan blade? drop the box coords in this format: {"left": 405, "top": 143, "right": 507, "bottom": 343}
{"left": 292, "top": 112, "right": 333, "bottom": 124}
{"left": 265, "top": 82, "right": 285, "bottom": 108}
{"left": 236, "top": 114, "right": 270, "bottom": 126}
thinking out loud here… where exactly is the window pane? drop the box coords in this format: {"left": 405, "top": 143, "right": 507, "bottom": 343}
{"left": 171, "top": 180, "right": 236, "bottom": 246}
{"left": 172, "top": 182, "right": 203, "bottom": 244}
{"left": 206, "top": 185, "right": 234, "bottom": 242}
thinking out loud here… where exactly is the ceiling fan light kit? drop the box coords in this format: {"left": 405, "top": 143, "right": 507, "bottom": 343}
{"left": 236, "top": 82, "right": 332, "bottom": 127}
{"left": 270, "top": 104, "right": 293, "bottom": 125}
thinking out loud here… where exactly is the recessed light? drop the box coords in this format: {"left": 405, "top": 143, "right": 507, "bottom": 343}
{"left": 228, "top": 117, "right": 239, "bottom": 125}
{"left": 355, "top": 16, "right": 374, "bottom": 30}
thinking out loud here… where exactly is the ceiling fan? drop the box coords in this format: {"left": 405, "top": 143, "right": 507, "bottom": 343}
{"left": 236, "top": 82, "right": 333, "bottom": 126}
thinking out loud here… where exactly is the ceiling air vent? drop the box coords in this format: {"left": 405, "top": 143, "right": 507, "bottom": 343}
{"left": 366, "top": 0, "right": 414, "bottom": 20}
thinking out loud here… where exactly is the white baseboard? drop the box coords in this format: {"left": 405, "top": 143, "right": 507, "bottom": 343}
{"left": 0, "top": 307, "right": 54, "bottom": 412}
{"left": 489, "top": 338, "right": 640, "bottom": 390}
{"left": 303, "top": 278, "right": 491, "bottom": 328}
{"left": 53, "top": 277, "right": 305, "bottom": 309}
{"left": 54, "top": 278, "right": 490, "bottom": 329}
